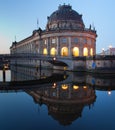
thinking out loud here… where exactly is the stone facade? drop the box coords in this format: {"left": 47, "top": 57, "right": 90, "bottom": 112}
{"left": 10, "top": 4, "right": 97, "bottom": 71}
{"left": 86, "top": 55, "right": 115, "bottom": 73}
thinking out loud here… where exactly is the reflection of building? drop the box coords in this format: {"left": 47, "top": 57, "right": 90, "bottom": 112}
{"left": 10, "top": 4, "right": 97, "bottom": 71}
{"left": 86, "top": 74, "right": 115, "bottom": 92}
{"left": 10, "top": 65, "right": 53, "bottom": 81}
{"left": 26, "top": 84, "right": 96, "bottom": 126}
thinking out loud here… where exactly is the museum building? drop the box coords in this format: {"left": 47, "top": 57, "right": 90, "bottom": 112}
{"left": 10, "top": 4, "right": 97, "bottom": 71}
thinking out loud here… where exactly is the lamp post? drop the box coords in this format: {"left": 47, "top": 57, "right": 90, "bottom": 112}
{"left": 109, "top": 45, "right": 112, "bottom": 55}
{"left": 102, "top": 48, "right": 105, "bottom": 56}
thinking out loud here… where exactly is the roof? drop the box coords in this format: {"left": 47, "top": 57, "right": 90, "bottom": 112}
{"left": 46, "top": 4, "right": 85, "bottom": 30}
{"left": 48, "top": 4, "right": 83, "bottom": 22}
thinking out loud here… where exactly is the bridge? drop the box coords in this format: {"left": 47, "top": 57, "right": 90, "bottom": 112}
{"left": 0, "top": 73, "right": 68, "bottom": 92}
{"left": 0, "top": 53, "right": 86, "bottom": 70}
{"left": 0, "top": 53, "right": 115, "bottom": 71}
{"left": 0, "top": 70, "right": 115, "bottom": 93}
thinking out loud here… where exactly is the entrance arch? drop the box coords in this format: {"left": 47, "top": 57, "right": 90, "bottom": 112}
{"left": 73, "top": 47, "right": 79, "bottom": 57}
{"left": 83, "top": 47, "right": 88, "bottom": 56}
{"left": 61, "top": 47, "right": 68, "bottom": 56}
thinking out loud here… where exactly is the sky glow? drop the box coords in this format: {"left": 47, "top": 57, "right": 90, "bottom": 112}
{"left": 0, "top": 0, "right": 115, "bottom": 53}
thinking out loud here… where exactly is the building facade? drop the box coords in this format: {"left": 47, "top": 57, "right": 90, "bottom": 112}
{"left": 10, "top": 4, "right": 97, "bottom": 71}
{"left": 101, "top": 48, "right": 115, "bottom": 55}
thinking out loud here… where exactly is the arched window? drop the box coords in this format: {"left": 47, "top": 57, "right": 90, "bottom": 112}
{"left": 61, "top": 47, "right": 68, "bottom": 56}
{"left": 43, "top": 48, "right": 48, "bottom": 55}
{"left": 83, "top": 47, "right": 88, "bottom": 56}
{"left": 50, "top": 47, "right": 56, "bottom": 55}
{"left": 90, "top": 48, "right": 93, "bottom": 56}
{"left": 73, "top": 47, "right": 79, "bottom": 57}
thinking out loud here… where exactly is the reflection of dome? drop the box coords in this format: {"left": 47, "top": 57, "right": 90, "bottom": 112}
{"left": 46, "top": 4, "right": 85, "bottom": 30}
{"left": 48, "top": 104, "right": 83, "bottom": 126}
{"left": 27, "top": 84, "right": 96, "bottom": 126}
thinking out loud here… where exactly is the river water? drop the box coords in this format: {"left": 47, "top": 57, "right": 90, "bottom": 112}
{"left": 0, "top": 67, "right": 115, "bottom": 130}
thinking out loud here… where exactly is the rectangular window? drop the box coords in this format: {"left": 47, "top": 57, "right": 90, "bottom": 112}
{"left": 52, "top": 39, "right": 56, "bottom": 44}
{"left": 44, "top": 40, "right": 47, "bottom": 44}
{"left": 84, "top": 38, "right": 87, "bottom": 43}
{"left": 61, "top": 38, "right": 67, "bottom": 43}
{"left": 74, "top": 38, "right": 78, "bottom": 43}
{"left": 87, "top": 39, "right": 91, "bottom": 45}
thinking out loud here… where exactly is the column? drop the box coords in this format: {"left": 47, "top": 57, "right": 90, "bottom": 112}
{"left": 68, "top": 37, "right": 72, "bottom": 57}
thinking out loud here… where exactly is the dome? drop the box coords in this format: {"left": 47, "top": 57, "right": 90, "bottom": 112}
{"left": 46, "top": 4, "right": 85, "bottom": 30}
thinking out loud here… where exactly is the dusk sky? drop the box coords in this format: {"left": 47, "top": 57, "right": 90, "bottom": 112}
{"left": 0, "top": 0, "right": 115, "bottom": 53}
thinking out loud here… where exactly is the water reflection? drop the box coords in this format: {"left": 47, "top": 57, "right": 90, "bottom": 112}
{"left": 11, "top": 67, "right": 96, "bottom": 125}
{"left": 26, "top": 84, "right": 96, "bottom": 125}
{"left": 0, "top": 65, "right": 115, "bottom": 128}
{"left": 4, "top": 65, "right": 115, "bottom": 93}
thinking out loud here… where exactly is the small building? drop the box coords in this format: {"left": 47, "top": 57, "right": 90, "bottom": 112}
{"left": 101, "top": 47, "right": 115, "bottom": 55}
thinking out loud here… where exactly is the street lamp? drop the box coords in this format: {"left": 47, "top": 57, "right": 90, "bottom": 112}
{"left": 109, "top": 45, "right": 112, "bottom": 55}
{"left": 102, "top": 48, "right": 105, "bottom": 55}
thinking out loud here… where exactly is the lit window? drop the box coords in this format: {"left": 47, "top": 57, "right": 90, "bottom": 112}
{"left": 73, "top": 47, "right": 79, "bottom": 56}
{"left": 43, "top": 48, "right": 48, "bottom": 55}
{"left": 90, "top": 48, "right": 93, "bottom": 56}
{"left": 50, "top": 47, "right": 56, "bottom": 55}
{"left": 61, "top": 47, "right": 68, "bottom": 56}
{"left": 83, "top": 47, "right": 88, "bottom": 56}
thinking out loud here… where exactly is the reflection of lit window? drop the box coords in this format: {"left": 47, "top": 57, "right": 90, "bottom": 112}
{"left": 64, "top": 67, "right": 67, "bottom": 71}
{"left": 73, "top": 85, "right": 79, "bottom": 90}
{"left": 61, "top": 84, "right": 68, "bottom": 90}
{"left": 43, "top": 48, "right": 48, "bottom": 55}
{"left": 83, "top": 47, "right": 88, "bottom": 56}
{"left": 50, "top": 47, "right": 56, "bottom": 55}
{"left": 52, "top": 83, "right": 56, "bottom": 88}
{"left": 83, "top": 86, "right": 87, "bottom": 89}
{"left": 63, "top": 74, "right": 67, "bottom": 79}
{"left": 73, "top": 47, "right": 79, "bottom": 56}
{"left": 61, "top": 47, "right": 68, "bottom": 56}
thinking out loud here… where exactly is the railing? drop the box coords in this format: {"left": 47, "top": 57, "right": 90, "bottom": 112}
{"left": 0, "top": 53, "right": 114, "bottom": 61}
